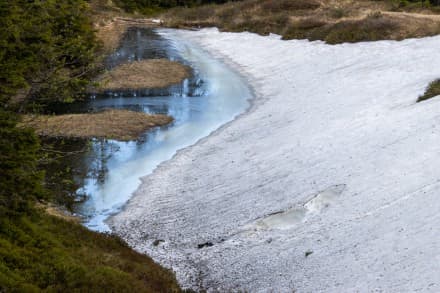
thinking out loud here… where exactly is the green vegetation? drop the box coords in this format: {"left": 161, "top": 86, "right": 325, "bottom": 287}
{"left": 0, "top": 0, "right": 180, "bottom": 290}
{"left": 0, "top": 211, "right": 179, "bottom": 291}
{"left": 418, "top": 79, "right": 440, "bottom": 102}
{"left": 0, "top": 0, "right": 101, "bottom": 112}
{"left": 0, "top": 110, "right": 46, "bottom": 217}
{"left": 0, "top": 112, "right": 181, "bottom": 291}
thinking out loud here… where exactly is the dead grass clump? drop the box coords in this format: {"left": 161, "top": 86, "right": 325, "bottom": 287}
{"left": 97, "top": 59, "right": 191, "bottom": 90}
{"left": 94, "top": 18, "right": 163, "bottom": 53}
{"left": 227, "top": 13, "right": 290, "bottom": 35}
{"left": 329, "top": 7, "right": 349, "bottom": 19}
{"left": 217, "top": 6, "right": 244, "bottom": 21}
{"left": 162, "top": 0, "right": 440, "bottom": 43}
{"left": 317, "top": 13, "right": 400, "bottom": 44}
{"left": 21, "top": 109, "right": 173, "bottom": 141}
{"left": 236, "top": 0, "right": 260, "bottom": 11}
{"left": 261, "top": 0, "right": 320, "bottom": 13}
{"left": 282, "top": 18, "right": 327, "bottom": 40}
{"left": 36, "top": 202, "right": 80, "bottom": 223}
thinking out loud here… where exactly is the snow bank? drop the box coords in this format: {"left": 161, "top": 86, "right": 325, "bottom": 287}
{"left": 110, "top": 28, "right": 440, "bottom": 292}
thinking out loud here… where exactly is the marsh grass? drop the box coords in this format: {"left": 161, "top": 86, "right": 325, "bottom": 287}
{"left": 21, "top": 109, "right": 173, "bottom": 141}
{"left": 97, "top": 59, "right": 191, "bottom": 90}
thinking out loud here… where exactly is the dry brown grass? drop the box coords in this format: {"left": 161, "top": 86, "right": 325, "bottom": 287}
{"left": 161, "top": 0, "right": 440, "bottom": 43}
{"left": 21, "top": 109, "right": 173, "bottom": 141}
{"left": 97, "top": 59, "right": 191, "bottom": 90}
{"left": 36, "top": 202, "right": 80, "bottom": 223}
{"left": 261, "top": 0, "right": 320, "bottom": 13}
{"left": 94, "top": 17, "right": 162, "bottom": 52}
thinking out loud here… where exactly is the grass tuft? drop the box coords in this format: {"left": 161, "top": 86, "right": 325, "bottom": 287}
{"left": 418, "top": 79, "right": 440, "bottom": 102}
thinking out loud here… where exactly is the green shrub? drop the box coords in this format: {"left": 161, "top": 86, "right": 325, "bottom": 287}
{"left": 418, "top": 79, "right": 440, "bottom": 102}
{"left": 0, "top": 212, "right": 180, "bottom": 291}
{"left": 0, "top": 110, "right": 46, "bottom": 217}
{"left": 0, "top": 0, "right": 101, "bottom": 112}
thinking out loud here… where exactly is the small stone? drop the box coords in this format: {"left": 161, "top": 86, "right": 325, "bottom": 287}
{"left": 153, "top": 239, "right": 164, "bottom": 246}
{"left": 197, "top": 242, "right": 214, "bottom": 249}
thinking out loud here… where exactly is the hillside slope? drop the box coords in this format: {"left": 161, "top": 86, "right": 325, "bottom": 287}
{"left": 111, "top": 28, "right": 440, "bottom": 291}
{"left": 161, "top": 0, "right": 440, "bottom": 43}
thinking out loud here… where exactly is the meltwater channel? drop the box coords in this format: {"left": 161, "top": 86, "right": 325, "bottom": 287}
{"left": 76, "top": 28, "right": 252, "bottom": 231}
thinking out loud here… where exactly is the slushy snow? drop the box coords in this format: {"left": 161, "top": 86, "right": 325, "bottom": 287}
{"left": 110, "top": 28, "right": 440, "bottom": 292}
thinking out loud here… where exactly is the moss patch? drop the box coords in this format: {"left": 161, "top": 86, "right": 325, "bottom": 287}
{"left": 0, "top": 211, "right": 180, "bottom": 291}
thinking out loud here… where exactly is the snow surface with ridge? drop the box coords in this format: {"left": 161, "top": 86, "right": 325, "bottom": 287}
{"left": 110, "top": 28, "right": 440, "bottom": 292}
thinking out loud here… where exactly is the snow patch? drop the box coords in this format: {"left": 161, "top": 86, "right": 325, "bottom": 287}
{"left": 254, "top": 184, "right": 346, "bottom": 230}
{"left": 111, "top": 29, "right": 440, "bottom": 292}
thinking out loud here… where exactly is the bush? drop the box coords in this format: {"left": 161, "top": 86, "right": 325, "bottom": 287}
{"left": 418, "top": 79, "right": 440, "bottom": 102}
{"left": 0, "top": 212, "right": 180, "bottom": 291}
{"left": 0, "top": 0, "right": 101, "bottom": 112}
{"left": 0, "top": 110, "right": 46, "bottom": 217}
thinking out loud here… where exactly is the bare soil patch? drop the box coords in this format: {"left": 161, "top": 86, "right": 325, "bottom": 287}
{"left": 21, "top": 109, "right": 173, "bottom": 141}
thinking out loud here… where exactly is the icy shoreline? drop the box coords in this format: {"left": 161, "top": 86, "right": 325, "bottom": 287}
{"left": 110, "top": 29, "right": 440, "bottom": 292}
